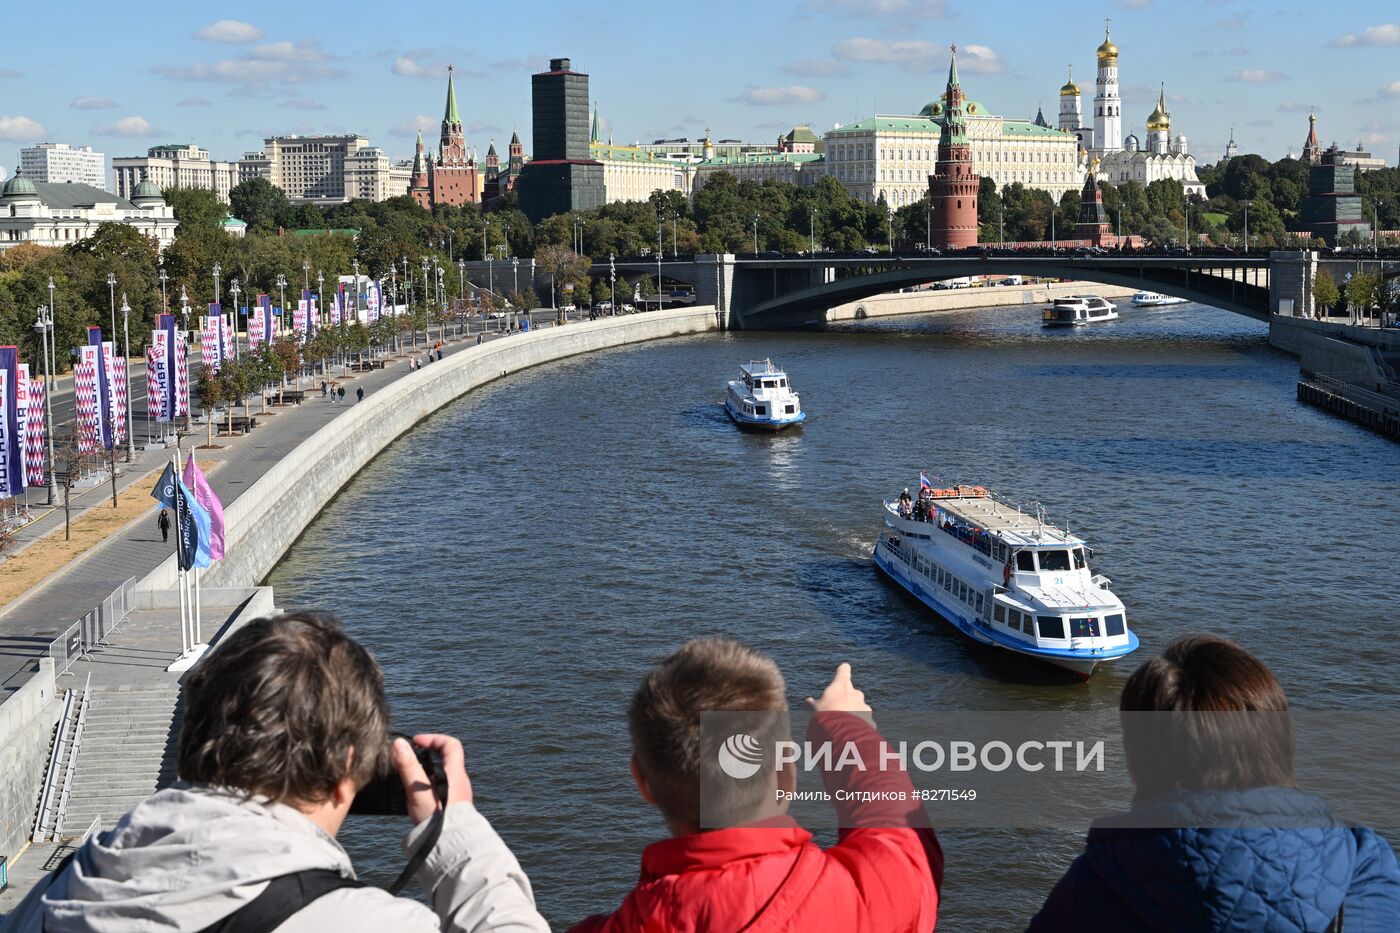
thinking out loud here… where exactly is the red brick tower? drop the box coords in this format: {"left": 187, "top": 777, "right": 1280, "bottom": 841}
{"left": 410, "top": 131, "right": 430, "bottom": 209}
{"left": 929, "top": 46, "right": 978, "bottom": 249}
{"left": 427, "top": 65, "right": 479, "bottom": 206}
{"left": 1073, "top": 163, "right": 1111, "bottom": 245}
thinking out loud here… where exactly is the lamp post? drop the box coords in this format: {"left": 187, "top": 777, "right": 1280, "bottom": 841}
{"left": 316, "top": 271, "right": 325, "bottom": 331}
{"left": 45, "top": 276, "right": 57, "bottom": 390}
{"left": 657, "top": 220, "right": 664, "bottom": 311}
{"left": 999, "top": 191, "right": 1006, "bottom": 247}
{"left": 302, "top": 259, "right": 310, "bottom": 292}
{"left": 179, "top": 285, "right": 190, "bottom": 336}
{"left": 512, "top": 257, "right": 519, "bottom": 297}
{"left": 228, "top": 279, "right": 241, "bottom": 361}
{"left": 487, "top": 253, "right": 494, "bottom": 299}
{"left": 351, "top": 260, "right": 360, "bottom": 326}
{"left": 33, "top": 307, "right": 56, "bottom": 503}
{"left": 1243, "top": 199, "right": 1250, "bottom": 253}
{"left": 809, "top": 206, "right": 817, "bottom": 254}
{"left": 887, "top": 208, "right": 895, "bottom": 253}
{"left": 421, "top": 257, "right": 430, "bottom": 344}
{"left": 671, "top": 212, "right": 678, "bottom": 256}
{"left": 751, "top": 214, "right": 759, "bottom": 255}
{"left": 212, "top": 262, "right": 222, "bottom": 307}
{"left": 457, "top": 258, "right": 465, "bottom": 301}
{"left": 158, "top": 265, "right": 168, "bottom": 315}
{"left": 609, "top": 253, "right": 616, "bottom": 315}
{"left": 926, "top": 200, "right": 933, "bottom": 250}
{"left": 1050, "top": 202, "right": 1056, "bottom": 252}
{"left": 1184, "top": 196, "right": 1191, "bottom": 253}
{"left": 106, "top": 272, "right": 117, "bottom": 339}
{"left": 274, "top": 276, "right": 286, "bottom": 338}
{"left": 120, "top": 293, "right": 135, "bottom": 461}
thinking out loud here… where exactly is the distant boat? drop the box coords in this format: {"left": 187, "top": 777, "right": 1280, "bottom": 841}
{"left": 1132, "top": 291, "right": 1188, "bottom": 307}
{"left": 1042, "top": 295, "right": 1119, "bottom": 326}
{"left": 724, "top": 359, "right": 805, "bottom": 431}
{"left": 873, "top": 481, "right": 1139, "bottom": 679}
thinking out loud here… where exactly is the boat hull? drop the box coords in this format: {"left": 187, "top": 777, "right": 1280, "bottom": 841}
{"left": 872, "top": 541, "right": 1134, "bottom": 680}
{"left": 725, "top": 400, "right": 805, "bottom": 431}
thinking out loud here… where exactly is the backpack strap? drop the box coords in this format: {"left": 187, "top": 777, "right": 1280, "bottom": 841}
{"left": 198, "top": 869, "right": 366, "bottom": 933}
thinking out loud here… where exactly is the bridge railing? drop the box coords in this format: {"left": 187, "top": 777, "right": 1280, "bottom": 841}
{"left": 1309, "top": 374, "right": 1400, "bottom": 416}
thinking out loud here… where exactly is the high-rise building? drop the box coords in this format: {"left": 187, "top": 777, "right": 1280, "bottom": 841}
{"left": 928, "top": 47, "right": 978, "bottom": 249}
{"left": 237, "top": 134, "right": 406, "bottom": 204}
{"left": 18, "top": 143, "right": 107, "bottom": 190}
{"left": 1298, "top": 144, "right": 1370, "bottom": 246}
{"left": 113, "top": 144, "right": 240, "bottom": 202}
{"left": 517, "top": 57, "right": 604, "bottom": 222}
{"left": 410, "top": 66, "right": 480, "bottom": 208}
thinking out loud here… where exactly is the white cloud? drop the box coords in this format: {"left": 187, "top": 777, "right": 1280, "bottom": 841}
{"left": 195, "top": 20, "right": 264, "bottom": 43}
{"left": 783, "top": 59, "right": 847, "bottom": 77}
{"left": 0, "top": 69, "right": 22, "bottom": 78}
{"left": 1112, "top": 0, "right": 1151, "bottom": 8}
{"left": 1358, "top": 131, "right": 1392, "bottom": 146}
{"left": 0, "top": 115, "right": 46, "bottom": 141}
{"left": 833, "top": 37, "right": 938, "bottom": 64}
{"left": 1278, "top": 100, "right": 1317, "bottom": 113}
{"left": 279, "top": 97, "right": 328, "bottom": 111}
{"left": 390, "top": 115, "right": 438, "bottom": 137}
{"left": 1228, "top": 69, "right": 1287, "bottom": 83}
{"left": 1379, "top": 81, "right": 1400, "bottom": 98}
{"left": 1329, "top": 23, "right": 1400, "bottom": 47}
{"left": 391, "top": 48, "right": 458, "bottom": 79}
{"left": 71, "top": 96, "right": 118, "bottom": 110}
{"left": 93, "top": 115, "right": 164, "bottom": 137}
{"left": 958, "top": 44, "right": 1005, "bottom": 75}
{"left": 247, "top": 40, "right": 328, "bottom": 63}
{"left": 153, "top": 39, "right": 343, "bottom": 88}
{"left": 730, "top": 85, "right": 826, "bottom": 106}
{"left": 1217, "top": 13, "right": 1249, "bottom": 29}
{"left": 177, "top": 97, "right": 213, "bottom": 107}
{"left": 804, "top": 0, "right": 946, "bottom": 19}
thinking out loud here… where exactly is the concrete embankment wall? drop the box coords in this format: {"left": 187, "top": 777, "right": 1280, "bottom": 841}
{"left": 141, "top": 307, "right": 720, "bottom": 593}
{"left": 0, "top": 659, "right": 61, "bottom": 863}
{"left": 824, "top": 281, "right": 1139, "bottom": 322}
{"left": 1270, "top": 314, "right": 1400, "bottom": 372}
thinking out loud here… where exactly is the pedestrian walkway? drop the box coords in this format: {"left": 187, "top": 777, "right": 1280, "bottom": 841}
{"left": 0, "top": 330, "right": 504, "bottom": 690}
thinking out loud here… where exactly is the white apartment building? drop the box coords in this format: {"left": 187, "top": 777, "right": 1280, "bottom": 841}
{"left": 0, "top": 176, "right": 176, "bottom": 252}
{"left": 588, "top": 143, "right": 694, "bottom": 203}
{"left": 112, "top": 144, "right": 240, "bottom": 202}
{"left": 825, "top": 104, "right": 1084, "bottom": 208}
{"left": 693, "top": 151, "right": 825, "bottom": 193}
{"left": 17, "top": 143, "right": 107, "bottom": 190}
{"left": 237, "top": 135, "right": 407, "bottom": 205}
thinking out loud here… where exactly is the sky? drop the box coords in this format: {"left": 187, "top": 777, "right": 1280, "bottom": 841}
{"left": 2, "top": 0, "right": 1397, "bottom": 177}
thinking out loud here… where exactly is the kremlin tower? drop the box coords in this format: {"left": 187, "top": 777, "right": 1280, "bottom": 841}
{"left": 928, "top": 46, "right": 979, "bottom": 250}
{"left": 410, "top": 66, "right": 480, "bottom": 208}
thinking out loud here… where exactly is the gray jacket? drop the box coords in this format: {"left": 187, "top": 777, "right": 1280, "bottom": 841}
{"left": 4, "top": 783, "right": 549, "bottom": 933}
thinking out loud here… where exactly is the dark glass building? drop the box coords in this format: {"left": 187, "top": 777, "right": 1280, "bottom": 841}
{"left": 1298, "top": 145, "right": 1370, "bottom": 247}
{"left": 518, "top": 58, "right": 604, "bottom": 222}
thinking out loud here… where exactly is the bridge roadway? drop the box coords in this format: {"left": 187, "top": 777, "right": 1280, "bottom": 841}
{"left": 595, "top": 251, "right": 1398, "bottom": 329}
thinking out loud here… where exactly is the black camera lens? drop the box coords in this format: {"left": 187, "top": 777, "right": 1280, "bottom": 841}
{"left": 349, "top": 733, "right": 448, "bottom": 816}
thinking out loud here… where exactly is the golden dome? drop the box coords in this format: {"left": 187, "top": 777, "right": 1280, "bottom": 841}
{"left": 1146, "top": 84, "right": 1170, "bottom": 131}
{"left": 1097, "top": 30, "right": 1118, "bottom": 63}
{"left": 1060, "top": 65, "right": 1080, "bottom": 97}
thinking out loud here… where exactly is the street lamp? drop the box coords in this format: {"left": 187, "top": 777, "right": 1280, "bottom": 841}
{"left": 212, "top": 262, "right": 222, "bottom": 307}
{"left": 421, "top": 257, "right": 431, "bottom": 344}
{"left": 512, "top": 256, "right": 519, "bottom": 297}
{"left": 302, "top": 259, "right": 311, "bottom": 292}
{"left": 457, "top": 258, "right": 465, "bottom": 300}
{"left": 228, "top": 279, "right": 241, "bottom": 360}
{"left": 119, "top": 293, "right": 134, "bottom": 461}
{"left": 809, "top": 206, "right": 817, "bottom": 254}
{"left": 274, "top": 275, "right": 287, "bottom": 338}
{"left": 106, "top": 272, "right": 117, "bottom": 338}
{"left": 751, "top": 214, "right": 759, "bottom": 255}
{"left": 45, "top": 276, "right": 56, "bottom": 390}
{"left": 609, "top": 253, "right": 616, "bottom": 315}
{"left": 179, "top": 285, "right": 190, "bottom": 335}
{"left": 158, "top": 265, "right": 169, "bottom": 315}
{"left": 1243, "top": 199, "right": 1251, "bottom": 253}
{"left": 33, "top": 307, "right": 56, "bottom": 503}
{"left": 887, "top": 208, "right": 895, "bottom": 253}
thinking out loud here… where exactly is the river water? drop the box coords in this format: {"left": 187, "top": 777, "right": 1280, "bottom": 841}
{"left": 268, "top": 301, "right": 1400, "bottom": 930}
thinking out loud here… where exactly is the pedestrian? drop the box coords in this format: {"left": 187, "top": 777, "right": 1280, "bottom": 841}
{"left": 338, "top": 385, "right": 346, "bottom": 402}
{"left": 320, "top": 380, "right": 328, "bottom": 399}
{"left": 356, "top": 386, "right": 363, "bottom": 403}
{"left": 476, "top": 333, "right": 483, "bottom": 345}
{"left": 158, "top": 509, "right": 170, "bottom": 543}
{"left": 436, "top": 348, "right": 443, "bottom": 362}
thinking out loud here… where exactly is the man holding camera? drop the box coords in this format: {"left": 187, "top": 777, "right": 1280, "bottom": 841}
{"left": 7, "top": 612, "right": 549, "bottom": 933}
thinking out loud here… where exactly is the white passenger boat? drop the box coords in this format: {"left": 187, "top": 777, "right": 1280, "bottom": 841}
{"left": 1042, "top": 295, "right": 1119, "bottom": 326}
{"left": 872, "top": 481, "right": 1139, "bottom": 679}
{"left": 1131, "top": 291, "right": 1187, "bottom": 307}
{"left": 724, "top": 359, "right": 805, "bottom": 431}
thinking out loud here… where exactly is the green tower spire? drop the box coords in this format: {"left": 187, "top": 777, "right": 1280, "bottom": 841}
{"left": 591, "top": 104, "right": 601, "bottom": 144}
{"left": 941, "top": 45, "right": 968, "bottom": 147}
{"left": 444, "top": 65, "right": 460, "bottom": 126}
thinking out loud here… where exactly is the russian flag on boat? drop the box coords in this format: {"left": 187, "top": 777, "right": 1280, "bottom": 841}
{"left": 920, "top": 472, "right": 933, "bottom": 490}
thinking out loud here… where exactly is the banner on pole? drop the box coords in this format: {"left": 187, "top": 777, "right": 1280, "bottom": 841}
{"left": 146, "top": 346, "right": 164, "bottom": 422}
{"left": 87, "top": 328, "right": 117, "bottom": 450}
{"left": 75, "top": 347, "right": 100, "bottom": 454}
{"left": 200, "top": 313, "right": 223, "bottom": 374}
{"left": 221, "top": 313, "right": 235, "bottom": 361}
{"left": 19, "top": 362, "right": 44, "bottom": 486}
{"left": 330, "top": 286, "right": 343, "bottom": 326}
{"left": 175, "top": 334, "right": 190, "bottom": 418}
{"left": 0, "top": 347, "right": 23, "bottom": 496}
{"left": 367, "top": 280, "right": 381, "bottom": 325}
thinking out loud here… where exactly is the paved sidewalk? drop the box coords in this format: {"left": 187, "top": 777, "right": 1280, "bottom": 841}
{"left": 0, "top": 327, "right": 508, "bottom": 689}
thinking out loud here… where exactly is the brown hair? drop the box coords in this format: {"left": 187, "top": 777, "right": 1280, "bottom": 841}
{"left": 1120, "top": 634, "right": 1294, "bottom": 799}
{"left": 178, "top": 612, "right": 390, "bottom": 804}
{"left": 629, "top": 638, "right": 788, "bottom": 829}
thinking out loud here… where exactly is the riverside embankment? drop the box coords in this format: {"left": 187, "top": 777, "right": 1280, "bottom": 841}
{"left": 825, "top": 280, "right": 1138, "bottom": 322}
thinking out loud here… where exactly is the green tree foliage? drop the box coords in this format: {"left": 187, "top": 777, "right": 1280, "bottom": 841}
{"left": 229, "top": 177, "right": 294, "bottom": 233}
{"left": 1313, "top": 269, "right": 1340, "bottom": 312}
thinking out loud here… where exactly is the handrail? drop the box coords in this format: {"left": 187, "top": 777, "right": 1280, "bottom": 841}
{"left": 1310, "top": 373, "right": 1400, "bottom": 415}
{"left": 52, "top": 673, "right": 92, "bottom": 840}
{"left": 33, "top": 682, "right": 79, "bottom": 842}
{"left": 79, "top": 813, "right": 102, "bottom": 843}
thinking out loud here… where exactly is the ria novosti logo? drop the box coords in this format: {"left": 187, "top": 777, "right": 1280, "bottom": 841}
{"left": 717, "top": 733, "right": 764, "bottom": 779}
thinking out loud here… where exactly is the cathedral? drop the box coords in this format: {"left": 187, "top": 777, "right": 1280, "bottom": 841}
{"left": 1056, "top": 23, "right": 1204, "bottom": 196}
{"left": 410, "top": 66, "right": 481, "bottom": 208}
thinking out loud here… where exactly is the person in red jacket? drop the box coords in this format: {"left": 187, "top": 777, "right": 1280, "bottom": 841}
{"left": 570, "top": 639, "right": 942, "bottom": 933}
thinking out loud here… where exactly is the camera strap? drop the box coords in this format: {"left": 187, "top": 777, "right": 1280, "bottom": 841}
{"left": 387, "top": 806, "right": 445, "bottom": 896}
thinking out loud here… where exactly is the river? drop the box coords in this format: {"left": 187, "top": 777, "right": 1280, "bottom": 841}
{"left": 268, "top": 300, "right": 1400, "bottom": 930}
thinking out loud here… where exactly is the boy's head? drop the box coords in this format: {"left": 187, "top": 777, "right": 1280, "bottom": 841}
{"left": 1120, "top": 634, "right": 1294, "bottom": 799}
{"left": 628, "top": 638, "right": 790, "bottom": 833}
{"left": 178, "top": 612, "right": 391, "bottom": 807}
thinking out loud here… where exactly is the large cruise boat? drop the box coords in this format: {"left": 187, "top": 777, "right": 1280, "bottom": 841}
{"left": 1042, "top": 295, "right": 1119, "bottom": 326}
{"left": 724, "top": 359, "right": 805, "bottom": 431}
{"left": 1131, "top": 291, "right": 1187, "bottom": 307}
{"left": 872, "top": 481, "right": 1139, "bottom": 679}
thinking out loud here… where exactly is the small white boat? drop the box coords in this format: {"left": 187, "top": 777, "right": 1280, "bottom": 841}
{"left": 725, "top": 359, "right": 805, "bottom": 431}
{"left": 1042, "top": 295, "right": 1119, "bottom": 326}
{"left": 1131, "top": 291, "right": 1187, "bottom": 307}
{"left": 873, "top": 481, "right": 1139, "bottom": 679}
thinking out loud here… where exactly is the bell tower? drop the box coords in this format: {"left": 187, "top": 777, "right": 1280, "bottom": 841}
{"left": 928, "top": 46, "right": 978, "bottom": 250}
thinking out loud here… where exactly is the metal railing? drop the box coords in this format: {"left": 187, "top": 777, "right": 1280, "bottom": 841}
{"left": 33, "top": 683, "right": 79, "bottom": 842}
{"left": 1311, "top": 373, "right": 1400, "bottom": 416}
{"left": 46, "top": 577, "right": 137, "bottom": 677}
{"left": 52, "top": 678, "right": 92, "bottom": 840}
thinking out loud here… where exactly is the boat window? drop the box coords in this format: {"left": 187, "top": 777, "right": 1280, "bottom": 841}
{"left": 1104, "top": 613, "right": 1125, "bottom": 637}
{"left": 958, "top": 583, "right": 967, "bottom": 602}
{"left": 1071, "top": 617, "right": 1099, "bottom": 638}
{"left": 1015, "top": 551, "right": 1035, "bottom": 572}
{"left": 994, "top": 604, "right": 1006, "bottom": 623}
{"left": 779, "top": 379, "right": 786, "bottom": 387}
{"left": 1073, "top": 548, "right": 1087, "bottom": 569}
{"left": 785, "top": 405, "right": 795, "bottom": 414}
{"left": 1037, "top": 616, "right": 1066, "bottom": 639}
{"left": 755, "top": 405, "right": 767, "bottom": 415}
{"left": 975, "top": 593, "right": 984, "bottom": 613}
{"left": 943, "top": 576, "right": 952, "bottom": 592}
{"left": 1038, "top": 550, "right": 1071, "bottom": 572}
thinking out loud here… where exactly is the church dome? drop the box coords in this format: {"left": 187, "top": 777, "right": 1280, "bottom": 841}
{"left": 1125, "top": 134, "right": 1140, "bottom": 152}
{"left": 131, "top": 180, "right": 163, "bottom": 201}
{"left": 1097, "top": 31, "right": 1119, "bottom": 63}
{"left": 1146, "top": 86, "right": 1170, "bottom": 131}
{"left": 1060, "top": 65, "right": 1080, "bottom": 97}
{"left": 2, "top": 174, "right": 37, "bottom": 198}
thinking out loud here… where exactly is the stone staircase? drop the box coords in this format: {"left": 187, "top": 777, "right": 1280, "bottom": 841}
{"left": 58, "top": 685, "right": 182, "bottom": 835}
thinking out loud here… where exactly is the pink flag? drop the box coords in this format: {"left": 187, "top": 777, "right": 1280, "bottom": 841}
{"left": 182, "top": 453, "right": 225, "bottom": 561}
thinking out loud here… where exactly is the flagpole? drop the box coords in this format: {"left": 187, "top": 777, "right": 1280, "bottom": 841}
{"left": 192, "top": 447, "right": 204, "bottom": 648}
{"left": 172, "top": 450, "right": 189, "bottom": 657}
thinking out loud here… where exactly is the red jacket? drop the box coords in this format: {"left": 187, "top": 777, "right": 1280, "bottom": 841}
{"left": 571, "top": 714, "right": 942, "bottom": 933}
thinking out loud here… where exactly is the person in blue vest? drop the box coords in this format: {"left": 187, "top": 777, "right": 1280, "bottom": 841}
{"left": 1028, "top": 635, "right": 1400, "bottom": 932}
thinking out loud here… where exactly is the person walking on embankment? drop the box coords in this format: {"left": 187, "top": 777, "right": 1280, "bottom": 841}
{"left": 356, "top": 386, "right": 364, "bottom": 403}
{"left": 158, "top": 509, "right": 170, "bottom": 543}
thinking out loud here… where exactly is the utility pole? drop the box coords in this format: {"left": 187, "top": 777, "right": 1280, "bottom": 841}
{"left": 275, "top": 275, "right": 287, "bottom": 338}
{"left": 751, "top": 214, "right": 759, "bottom": 255}
{"left": 1243, "top": 199, "right": 1250, "bottom": 252}
{"left": 212, "top": 262, "right": 222, "bottom": 307}
{"left": 106, "top": 272, "right": 117, "bottom": 339}
{"left": 159, "top": 265, "right": 169, "bottom": 315}
{"left": 228, "top": 279, "right": 241, "bottom": 361}
{"left": 34, "top": 306, "right": 56, "bottom": 503}
{"left": 120, "top": 294, "right": 135, "bottom": 461}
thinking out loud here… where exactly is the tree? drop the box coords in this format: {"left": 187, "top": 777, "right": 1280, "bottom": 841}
{"left": 1345, "top": 272, "right": 1381, "bottom": 324}
{"left": 193, "top": 367, "right": 223, "bottom": 447}
{"left": 534, "top": 244, "right": 589, "bottom": 310}
{"left": 1313, "top": 270, "right": 1340, "bottom": 317}
{"left": 56, "top": 434, "right": 98, "bottom": 541}
{"left": 229, "top": 177, "right": 293, "bottom": 233}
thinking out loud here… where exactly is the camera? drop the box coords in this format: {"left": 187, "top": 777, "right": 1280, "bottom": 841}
{"left": 349, "top": 733, "right": 448, "bottom": 816}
